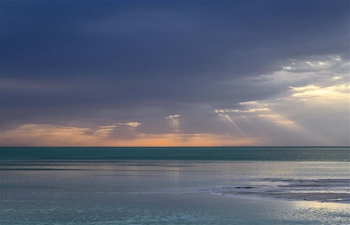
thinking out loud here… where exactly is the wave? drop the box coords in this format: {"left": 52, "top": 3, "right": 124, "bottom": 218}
{"left": 199, "top": 178, "right": 350, "bottom": 203}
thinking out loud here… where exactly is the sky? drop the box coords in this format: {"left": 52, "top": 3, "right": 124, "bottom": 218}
{"left": 0, "top": 0, "right": 349, "bottom": 147}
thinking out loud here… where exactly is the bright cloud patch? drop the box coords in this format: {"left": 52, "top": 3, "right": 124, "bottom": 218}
{"left": 215, "top": 108, "right": 270, "bottom": 114}
{"left": 290, "top": 84, "right": 349, "bottom": 100}
{"left": 214, "top": 55, "right": 349, "bottom": 146}
{"left": 166, "top": 115, "right": 180, "bottom": 119}
{"left": 117, "top": 122, "right": 142, "bottom": 127}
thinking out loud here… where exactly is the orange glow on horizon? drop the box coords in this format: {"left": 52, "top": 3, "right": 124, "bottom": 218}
{"left": 0, "top": 124, "right": 263, "bottom": 147}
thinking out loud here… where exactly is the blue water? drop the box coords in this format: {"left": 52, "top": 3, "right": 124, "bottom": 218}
{"left": 1, "top": 147, "right": 349, "bottom": 161}
{"left": 1, "top": 147, "right": 349, "bottom": 224}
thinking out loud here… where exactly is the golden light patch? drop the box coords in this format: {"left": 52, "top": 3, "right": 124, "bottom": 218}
{"left": 0, "top": 124, "right": 263, "bottom": 147}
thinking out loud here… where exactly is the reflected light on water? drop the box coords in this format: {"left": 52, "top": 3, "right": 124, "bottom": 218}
{"left": 291, "top": 200, "right": 350, "bottom": 211}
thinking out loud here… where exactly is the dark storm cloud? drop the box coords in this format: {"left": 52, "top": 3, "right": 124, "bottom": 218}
{"left": 2, "top": 1, "right": 348, "bottom": 79}
{"left": 1, "top": 0, "right": 349, "bottom": 143}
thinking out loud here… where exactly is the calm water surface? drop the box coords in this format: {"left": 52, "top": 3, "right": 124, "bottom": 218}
{"left": 0, "top": 147, "right": 349, "bottom": 224}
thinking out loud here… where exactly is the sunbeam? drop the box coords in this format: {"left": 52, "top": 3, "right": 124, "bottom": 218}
{"left": 217, "top": 113, "right": 247, "bottom": 137}
{"left": 240, "top": 115, "right": 255, "bottom": 127}
{"left": 257, "top": 111, "right": 334, "bottom": 145}
{"left": 166, "top": 114, "right": 180, "bottom": 134}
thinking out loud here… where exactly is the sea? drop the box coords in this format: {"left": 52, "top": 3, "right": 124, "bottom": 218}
{"left": 0, "top": 147, "right": 349, "bottom": 225}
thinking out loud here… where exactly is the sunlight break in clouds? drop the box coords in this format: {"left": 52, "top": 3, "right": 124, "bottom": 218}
{"left": 290, "top": 84, "right": 349, "bottom": 101}
{"left": 214, "top": 55, "right": 349, "bottom": 146}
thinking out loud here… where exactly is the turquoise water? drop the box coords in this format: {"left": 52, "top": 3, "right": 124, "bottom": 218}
{"left": 1, "top": 147, "right": 349, "bottom": 161}
{"left": 1, "top": 147, "right": 349, "bottom": 224}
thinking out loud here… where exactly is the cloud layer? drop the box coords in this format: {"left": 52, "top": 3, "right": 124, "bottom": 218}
{"left": 1, "top": 1, "right": 349, "bottom": 146}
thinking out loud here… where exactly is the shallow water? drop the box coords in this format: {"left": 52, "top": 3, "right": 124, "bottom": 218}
{"left": 1, "top": 161, "right": 349, "bottom": 224}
